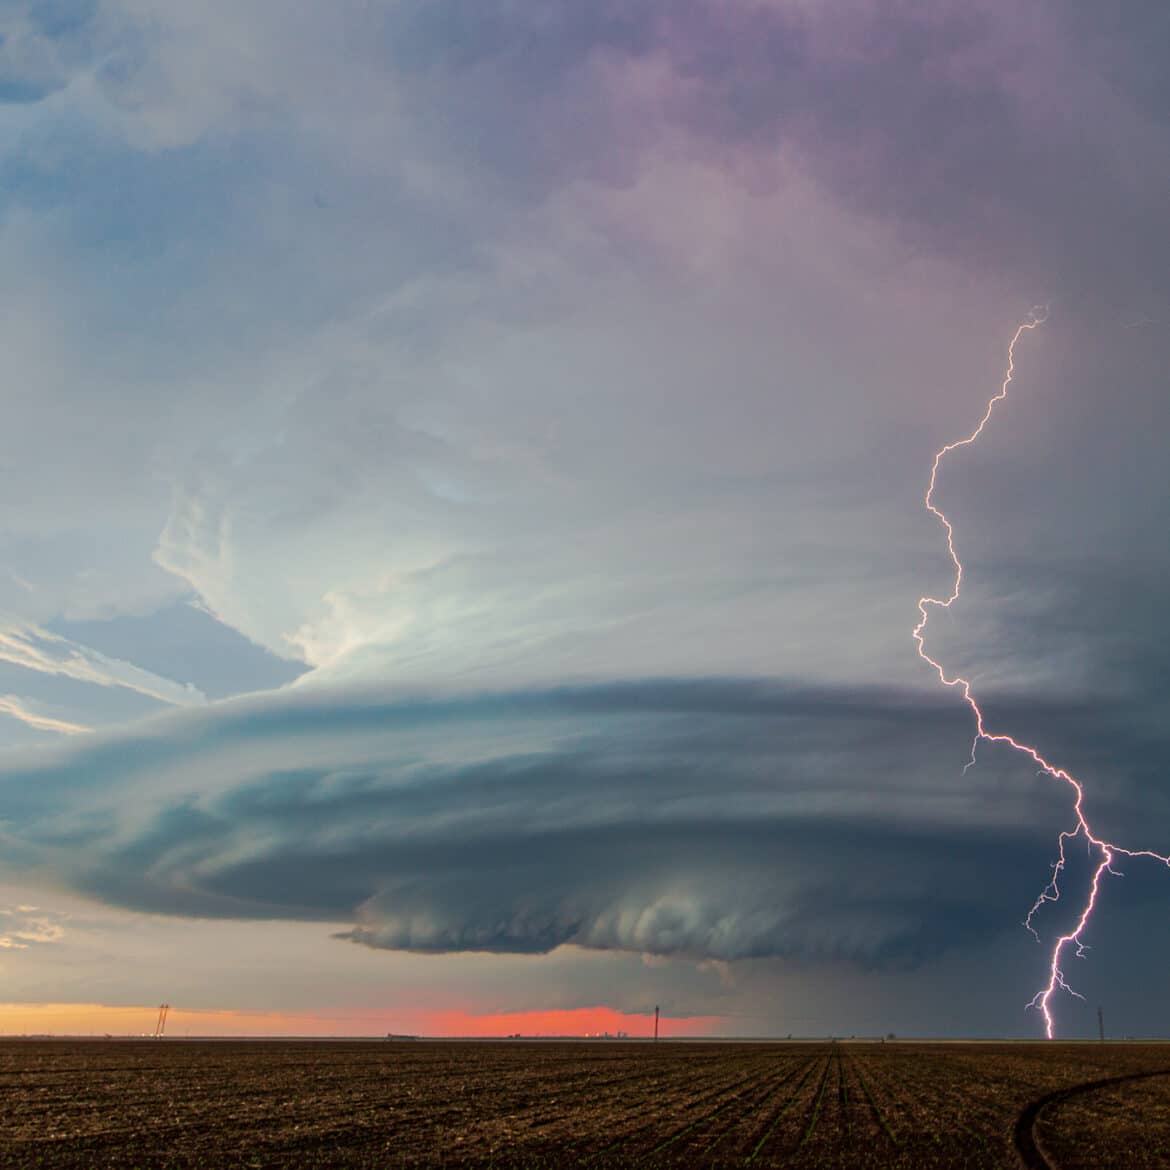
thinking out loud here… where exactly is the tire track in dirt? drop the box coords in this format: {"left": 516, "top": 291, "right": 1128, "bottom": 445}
{"left": 1014, "top": 1068, "right": 1170, "bottom": 1170}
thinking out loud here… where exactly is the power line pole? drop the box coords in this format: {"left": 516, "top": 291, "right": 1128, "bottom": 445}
{"left": 1098, "top": 1006, "right": 1104, "bottom": 1043}
{"left": 654, "top": 1005, "right": 659, "bottom": 1042}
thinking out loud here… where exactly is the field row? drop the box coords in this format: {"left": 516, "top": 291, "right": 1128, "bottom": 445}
{"left": 1, "top": 1040, "right": 1168, "bottom": 1167}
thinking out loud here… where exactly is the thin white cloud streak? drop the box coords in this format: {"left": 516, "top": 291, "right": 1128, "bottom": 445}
{"left": 0, "top": 694, "right": 89, "bottom": 736}
{"left": 0, "top": 624, "right": 205, "bottom": 708}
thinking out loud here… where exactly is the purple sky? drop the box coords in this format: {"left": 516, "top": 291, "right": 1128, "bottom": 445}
{"left": 0, "top": 0, "right": 1168, "bottom": 1038}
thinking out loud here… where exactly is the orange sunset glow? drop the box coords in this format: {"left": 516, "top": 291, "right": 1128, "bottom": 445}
{"left": 421, "top": 1006, "right": 727, "bottom": 1038}
{"left": 0, "top": 1004, "right": 361, "bottom": 1037}
{"left": 0, "top": 1003, "right": 727, "bottom": 1039}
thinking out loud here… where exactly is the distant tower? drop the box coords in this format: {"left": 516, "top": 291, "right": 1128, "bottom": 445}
{"left": 1098, "top": 1006, "right": 1105, "bottom": 1043}
{"left": 654, "top": 1005, "right": 659, "bottom": 1042}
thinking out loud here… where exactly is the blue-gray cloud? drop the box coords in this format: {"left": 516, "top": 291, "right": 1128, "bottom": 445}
{"left": 4, "top": 678, "right": 1162, "bottom": 966}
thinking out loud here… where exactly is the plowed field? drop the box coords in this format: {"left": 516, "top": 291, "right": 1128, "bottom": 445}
{"left": 2, "top": 1039, "right": 1169, "bottom": 1168}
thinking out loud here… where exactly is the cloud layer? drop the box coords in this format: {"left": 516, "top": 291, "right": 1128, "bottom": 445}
{"left": 3, "top": 0, "right": 1169, "bottom": 709}
{"left": 5, "top": 678, "right": 1159, "bottom": 969}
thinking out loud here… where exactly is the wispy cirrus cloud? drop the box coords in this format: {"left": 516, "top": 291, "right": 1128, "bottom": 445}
{"left": 0, "top": 694, "right": 88, "bottom": 736}
{"left": 0, "top": 623, "right": 205, "bottom": 708}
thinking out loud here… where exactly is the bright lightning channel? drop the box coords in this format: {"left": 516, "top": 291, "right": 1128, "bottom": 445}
{"left": 912, "top": 308, "right": 1170, "bottom": 1038}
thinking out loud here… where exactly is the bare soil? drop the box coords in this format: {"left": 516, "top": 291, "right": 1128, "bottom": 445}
{"left": 1, "top": 1039, "right": 1168, "bottom": 1167}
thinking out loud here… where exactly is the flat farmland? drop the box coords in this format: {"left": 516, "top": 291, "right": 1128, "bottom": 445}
{"left": 2, "top": 1040, "right": 1169, "bottom": 1168}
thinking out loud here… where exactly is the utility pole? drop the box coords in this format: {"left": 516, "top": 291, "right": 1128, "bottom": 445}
{"left": 1098, "top": 1006, "right": 1105, "bottom": 1043}
{"left": 154, "top": 1004, "right": 170, "bottom": 1039}
{"left": 653, "top": 1005, "right": 659, "bottom": 1042}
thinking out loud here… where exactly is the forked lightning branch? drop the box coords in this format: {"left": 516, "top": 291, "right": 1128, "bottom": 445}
{"left": 912, "top": 309, "right": 1170, "bottom": 1038}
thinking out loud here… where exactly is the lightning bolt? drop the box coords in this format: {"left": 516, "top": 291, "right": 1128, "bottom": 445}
{"left": 912, "top": 308, "right": 1170, "bottom": 1038}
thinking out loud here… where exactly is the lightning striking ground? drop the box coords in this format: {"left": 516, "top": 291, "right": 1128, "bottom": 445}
{"left": 912, "top": 309, "right": 1170, "bottom": 1038}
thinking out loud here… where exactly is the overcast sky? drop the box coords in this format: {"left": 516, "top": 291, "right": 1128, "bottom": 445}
{"left": 0, "top": 0, "right": 1168, "bottom": 1039}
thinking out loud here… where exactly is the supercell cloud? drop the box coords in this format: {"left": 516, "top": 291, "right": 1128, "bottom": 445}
{"left": 1, "top": 679, "right": 1164, "bottom": 977}
{"left": 0, "top": 0, "right": 1167, "bottom": 1035}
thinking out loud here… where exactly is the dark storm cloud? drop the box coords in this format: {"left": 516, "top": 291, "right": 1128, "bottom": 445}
{"left": 336, "top": 819, "right": 1028, "bottom": 965}
{"left": 1, "top": 677, "right": 1158, "bottom": 966}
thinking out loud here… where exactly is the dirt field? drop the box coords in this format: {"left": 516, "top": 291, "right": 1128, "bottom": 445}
{"left": 1, "top": 1039, "right": 1168, "bottom": 1168}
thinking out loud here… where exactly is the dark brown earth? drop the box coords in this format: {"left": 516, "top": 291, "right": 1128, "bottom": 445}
{"left": 1, "top": 1038, "right": 1169, "bottom": 1168}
